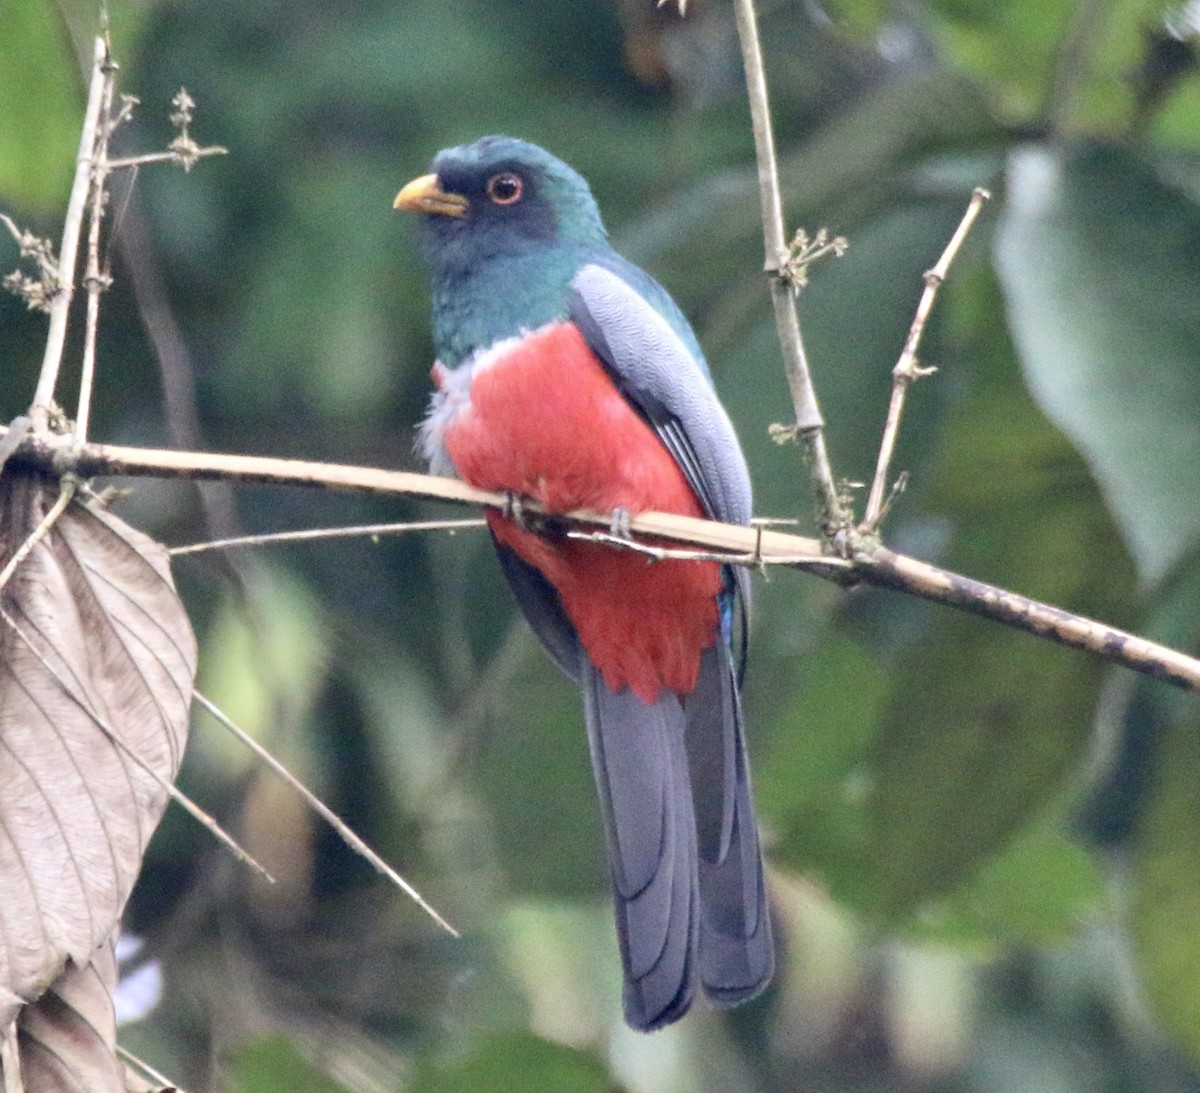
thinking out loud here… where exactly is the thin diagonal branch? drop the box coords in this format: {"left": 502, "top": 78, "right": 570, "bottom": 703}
{"left": 169, "top": 517, "right": 486, "bottom": 556}
{"left": 193, "top": 691, "right": 459, "bottom": 937}
{"left": 862, "top": 187, "right": 991, "bottom": 531}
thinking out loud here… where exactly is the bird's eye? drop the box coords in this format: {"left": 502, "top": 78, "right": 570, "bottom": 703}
{"left": 486, "top": 172, "right": 524, "bottom": 206}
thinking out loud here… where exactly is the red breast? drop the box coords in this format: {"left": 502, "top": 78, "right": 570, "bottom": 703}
{"left": 441, "top": 321, "right": 722, "bottom": 702}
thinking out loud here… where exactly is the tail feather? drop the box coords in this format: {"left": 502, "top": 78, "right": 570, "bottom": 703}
{"left": 686, "top": 646, "right": 774, "bottom": 1005}
{"left": 584, "top": 667, "right": 698, "bottom": 1030}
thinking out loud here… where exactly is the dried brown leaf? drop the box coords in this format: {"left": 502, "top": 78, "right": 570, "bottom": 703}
{"left": 9, "top": 939, "right": 123, "bottom": 1093}
{"left": 0, "top": 470, "right": 196, "bottom": 1078}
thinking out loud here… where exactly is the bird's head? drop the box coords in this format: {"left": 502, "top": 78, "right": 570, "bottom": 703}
{"left": 395, "top": 136, "right": 610, "bottom": 363}
{"left": 395, "top": 135, "right": 607, "bottom": 262}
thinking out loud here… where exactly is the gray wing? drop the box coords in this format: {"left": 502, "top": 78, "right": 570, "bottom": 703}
{"left": 569, "top": 262, "right": 752, "bottom": 675}
{"left": 568, "top": 262, "right": 752, "bottom": 528}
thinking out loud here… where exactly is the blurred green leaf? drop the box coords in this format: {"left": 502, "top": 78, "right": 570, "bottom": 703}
{"left": 470, "top": 645, "right": 608, "bottom": 899}
{"left": 1131, "top": 715, "right": 1200, "bottom": 1063}
{"left": 866, "top": 261, "right": 1135, "bottom": 915}
{"left": 0, "top": 0, "right": 79, "bottom": 213}
{"left": 409, "top": 1031, "right": 614, "bottom": 1093}
{"left": 917, "top": 814, "right": 1104, "bottom": 944}
{"left": 228, "top": 1034, "right": 351, "bottom": 1092}
{"left": 757, "top": 626, "right": 882, "bottom": 906}
{"left": 996, "top": 144, "right": 1200, "bottom": 585}
{"left": 193, "top": 564, "right": 331, "bottom": 770}
{"left": 1125, "top": 559, "right": 1200, "bottom": 1064}
{"left": 923, "top": 0, "right": 1170, "bottom": 132}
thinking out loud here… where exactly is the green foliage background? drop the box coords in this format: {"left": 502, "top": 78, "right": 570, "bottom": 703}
{"left": 2, "top": 0, "right": 1200, "bottom": 1089}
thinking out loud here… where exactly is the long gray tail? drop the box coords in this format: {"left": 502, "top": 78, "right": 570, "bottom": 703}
{"left": 583, "top": 646, "right": 772, "bottom": 1031}
{"left": 686, "top": 645, "right": 773, "bottom": 1006}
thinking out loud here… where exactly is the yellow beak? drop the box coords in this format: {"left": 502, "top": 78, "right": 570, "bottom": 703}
{"left": 393, "top": 173, "right": 469, "bottom": 218}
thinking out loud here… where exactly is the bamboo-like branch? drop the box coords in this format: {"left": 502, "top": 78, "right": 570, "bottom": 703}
{"left": 731, "top": 0, "right": 848, "bottom": 533}
{"left": 5, "top": 426, "right": 1198, "bottom": 693}
{"left": 862, "top": 187, "right": 991, "bottom": 530}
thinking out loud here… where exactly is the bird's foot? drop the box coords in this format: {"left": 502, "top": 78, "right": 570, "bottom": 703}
{"left": 503, "top": 491, "right": 532, "bottom": 529}
{"left": 608, "top": 506, "right": 632, "bottom": 539}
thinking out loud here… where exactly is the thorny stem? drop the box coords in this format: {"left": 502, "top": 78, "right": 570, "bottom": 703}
{"left": 731, "top": 0, "right": 848, "bottom": 535}
{"left": 862, "top": 187, "right": 991, "bottom": 531}
{"left": 31, "top": 37, "right": 109, "bottom": 422}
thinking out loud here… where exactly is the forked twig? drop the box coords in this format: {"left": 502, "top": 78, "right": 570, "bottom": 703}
{"left": 0, "top": 478, "right": 77, "bottom": 594}
{"left": 193, "top": 691, "right": 460, "bottom": 937}
{"left": 862, "top": 187, "right": 991, "bottom": 531}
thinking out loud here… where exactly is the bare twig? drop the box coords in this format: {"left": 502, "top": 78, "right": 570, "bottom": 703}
{"left": 4, "top": 426, "right": 1198, "bottom": 693}
{"left": 867, "top": 546, "right": 1200, "bottom": 690}
{"left": 862, "top": 187, "right": 991, "bottom": 531}
{"left": 116, "top": 1044, "right": 185, "bottom": 1093}
{"left": 31, "top": 38, "right": 110, "bottom": 421}
{"left": 731, "top": 0, "right": 848, "bottom": 534}
{"left": 169, "top": 517, "right": 487, "bottom": 556}
{"left": 104, "top": 147, "right": 228, "bottom": 171}
{"left": 193, "top": 691, "right": 460, "bottom": 936}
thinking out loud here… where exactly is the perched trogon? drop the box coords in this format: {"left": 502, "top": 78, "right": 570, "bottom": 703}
{"left": 395, "top": 136, "right": 773, "bottom": 1030}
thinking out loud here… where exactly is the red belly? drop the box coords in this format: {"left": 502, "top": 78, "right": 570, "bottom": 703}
{"left": 442, "top": 322, "right": 721, "bottom": 702}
